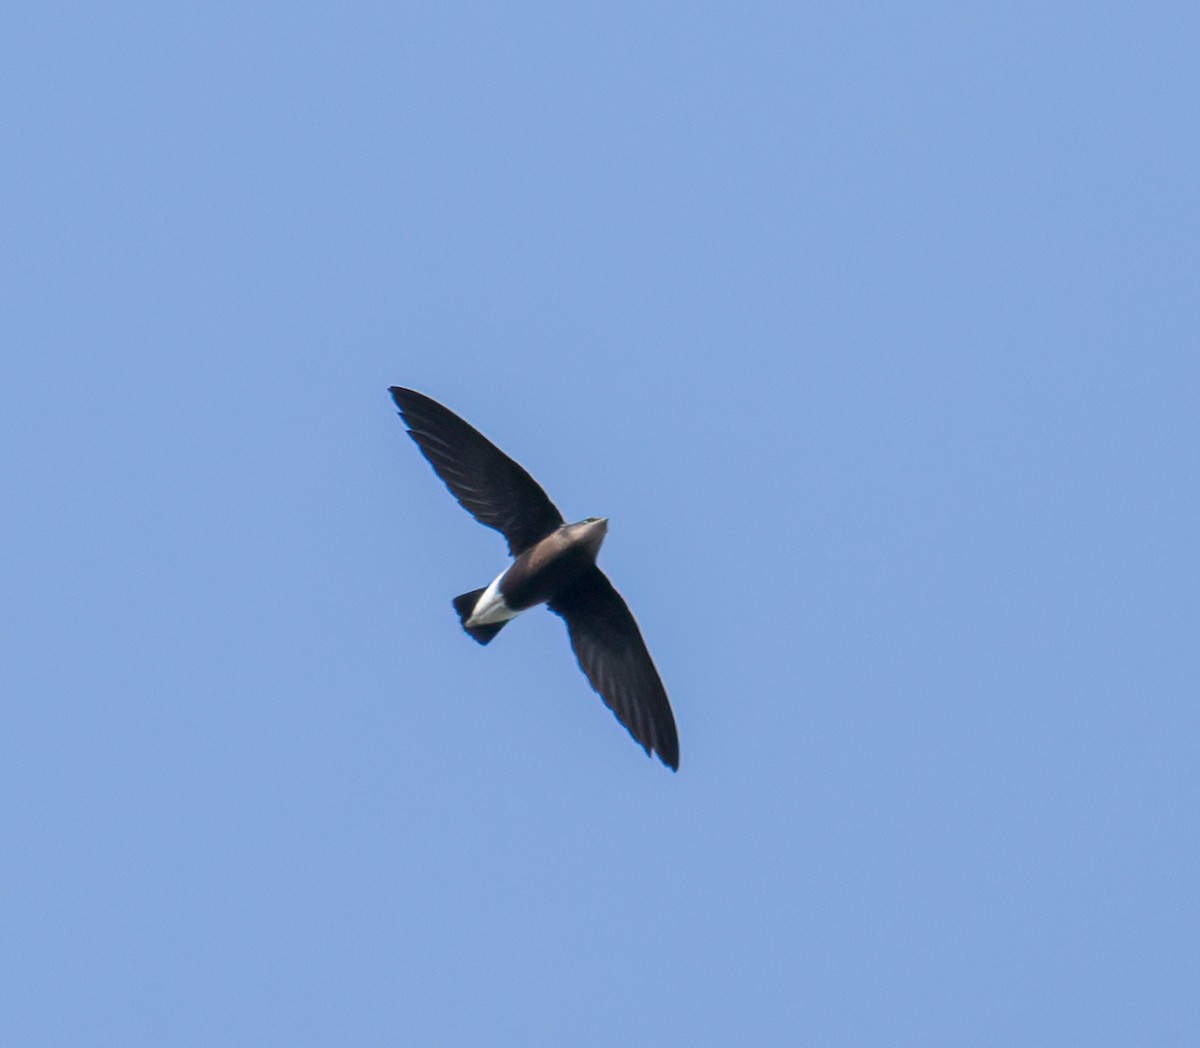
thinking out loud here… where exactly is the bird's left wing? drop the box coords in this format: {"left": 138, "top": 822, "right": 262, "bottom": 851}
{"left": 390, "top": 387, "right": 564, "bottom": 555}
{"left": 549, "top": 566, "right": 679, "bottom": 770}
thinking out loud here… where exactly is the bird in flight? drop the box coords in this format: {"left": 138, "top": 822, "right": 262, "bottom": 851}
{"left": 389, "top": 387, "right": 679, "bottom": 770}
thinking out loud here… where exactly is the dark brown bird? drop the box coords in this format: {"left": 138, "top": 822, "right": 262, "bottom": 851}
{"left": 389, "top": 387, "right": 679, "bottom": 770}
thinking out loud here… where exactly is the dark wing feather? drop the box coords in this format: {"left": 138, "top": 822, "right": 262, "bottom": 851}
{"left": 549, "top": 567, "right": 679, "bottom": 771}
{"left": 390, "top": 387, "right": 564, "bottom": 555}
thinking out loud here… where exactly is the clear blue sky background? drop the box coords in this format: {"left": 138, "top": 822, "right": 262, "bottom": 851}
{"left": 3, "top": 3, "right": 1196, "bottom": 1045}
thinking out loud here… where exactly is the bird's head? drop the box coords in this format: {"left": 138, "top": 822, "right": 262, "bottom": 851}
{"left": 566, "top": 516, "right": 609, "bottom": 557}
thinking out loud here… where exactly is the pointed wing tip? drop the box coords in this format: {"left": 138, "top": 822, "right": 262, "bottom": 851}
{"left": 656, "top": 742, "right": 680, "bottom": 772}
{"left": 638, "top": 730, "right": 679, "bottom": 772}
{"left": 388, "top": 386, "right": 416, "bottom": 411}
{"left": 387, "top": 387, "right": 422, "bottom": 443}
{"left": 390, "top": 386, "right": 440, "bottom": 413}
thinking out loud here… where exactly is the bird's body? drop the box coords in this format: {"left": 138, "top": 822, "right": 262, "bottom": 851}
{"left": 389, "top": 387, "right": 679, "bottom": 770}
{"left": 461, "top": 518, "right": 609, "bottom": 630}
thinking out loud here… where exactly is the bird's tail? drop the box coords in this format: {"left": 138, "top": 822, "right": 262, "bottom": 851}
{"left": 452, "top": 588, "right": 508, "bottom": 645}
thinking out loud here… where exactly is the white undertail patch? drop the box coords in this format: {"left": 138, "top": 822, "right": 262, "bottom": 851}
{"left": 466, "top": 570, "right": 522, "bottom": 627}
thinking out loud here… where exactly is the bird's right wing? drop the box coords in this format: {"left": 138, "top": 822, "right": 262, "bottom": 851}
{"left": 549, "top": 566, "right": 679, "bottom": 770}
{"left": 390, "top": 387, "right": 564, "bottom": 555}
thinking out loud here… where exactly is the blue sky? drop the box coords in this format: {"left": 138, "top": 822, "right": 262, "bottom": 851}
{"left": 3, "top": 3, "right": 1197, "bottom": 1045}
